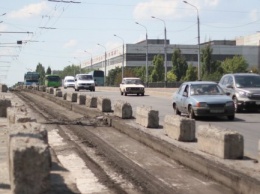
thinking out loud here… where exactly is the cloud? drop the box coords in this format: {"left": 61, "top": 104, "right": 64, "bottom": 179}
{"left": 204, "top": 0, "right": 219, "bottom": 6}
{"left": 249, "top": 9, "right": 258, "bottom": 21}
{"left": 8, "top": 2, "right": 49, "bottom": 19}
{"left": 63, "top": 39, "right": 78, "bottom": 48}
{"left": 133, "top": 0, "right": 180, "bottom": 20}
{"left": 133, "top": 0, "right": 220, "bottom": 20}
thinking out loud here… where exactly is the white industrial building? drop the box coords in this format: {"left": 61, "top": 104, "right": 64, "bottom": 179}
{"left": 81, "top": 33, "right": 260, "bottom": 75}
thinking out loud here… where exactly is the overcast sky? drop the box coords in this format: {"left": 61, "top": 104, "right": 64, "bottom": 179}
{"left": 1, "top": 0, "right": 260, "bottom": 86}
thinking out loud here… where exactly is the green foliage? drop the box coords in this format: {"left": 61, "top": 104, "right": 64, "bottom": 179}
{"left": 221, "top": 55, "right": 249, "bottom": 73}
{"left": 150, "top": 54, "right": 164, "bottom": 82}
{"left": 183, "top": 64, "right": 197, "bottom": 81}
{"left": 35, "top": 63, "right": 45, "bottom": 85}
{"left": 171, "top": 48, "right": 188, "bottom": 81}
{"left": 58, "top": 64, "right": 80, "bottom": 79}
{"left": 106, "top": 67, "right": 122, "bottom": 86}
{"left": 46, "top": 66, "right": 52, "bottom": 75}
{"left": 201, "top": 44, "right": 214, "bottom": 76}
{"left": 167, "top": 71, "right": 177, "bottom": 82}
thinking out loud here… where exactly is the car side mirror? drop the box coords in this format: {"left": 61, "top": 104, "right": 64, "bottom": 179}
{"left": 226, "top": 92, "right": 231, "bottom": 95}
{"left": 75, "top": 78, "right": 77, "bottom": 81}
{"left": 183, "top": 91, "right": 188, "bottom": 97}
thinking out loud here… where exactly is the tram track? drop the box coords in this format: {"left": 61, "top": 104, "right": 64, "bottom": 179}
{"left": 13, "top": 90, "right": 235, "bottom": 194}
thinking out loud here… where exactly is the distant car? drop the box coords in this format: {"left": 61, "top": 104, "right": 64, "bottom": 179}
{"left": 74, "top": 74, "right": 95, "bottom": 92}
{"left": 120, "top": 77, "right": 145, "bottom": 96}
{"left": 219, "top": 73, "right": 260, "bottom": 112}
{"left": 63, "top": 76, "right": 75, "bottom": 89}
{"left": 172, "top": 81, "right": 235, "bottom": 120}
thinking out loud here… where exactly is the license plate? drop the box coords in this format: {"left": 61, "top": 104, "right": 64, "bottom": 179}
{"left": 210, "top": 109, "right": 224, "bottom": 113}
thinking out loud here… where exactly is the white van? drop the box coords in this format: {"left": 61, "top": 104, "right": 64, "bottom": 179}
{"left": 63, "top": 76, "right": 75, "bottom": 89}
{"left": 74, "top": 74, "right": 95, "bottom": 92}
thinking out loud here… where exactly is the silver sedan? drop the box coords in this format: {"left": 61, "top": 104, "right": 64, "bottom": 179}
{"left": 172, "top": 81, "right": 235, "bottom": 120}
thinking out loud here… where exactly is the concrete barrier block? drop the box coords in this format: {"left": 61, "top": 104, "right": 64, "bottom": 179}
{"left": 78, "top": 94, "right": 86, "bottom": 105}
{"left": 197, "top": 125, "right": 244, "bottom": 159}
{"left": 0, "top": 99, "right": 11, "bottom": 117}
{"left": 0, "top": 84, "right": 8, "bottom": 92}
{"left": 49, "top": 87, "right": 54, "bottom": 94}
{"left": 258, "top": 140, "right": 260, "bottom": 162}
{"left": 136, "top": 106, "right": 159, "bottom": 128}
{"left": 66, "top": 92, "right": 77, "bottom": 102}
{"left": 55, "top": 90, "right": 62, "bottom": 97}
{"left": 39, "top": 86, "right": 46, "bottom": 92}
{"left": 63, "top": 92, "right": 67, "bottom": 100}
{"left": 53, "top": 88, "right": 61, "bottom": 96}
{"left": 164, "top": 115, "right": 195, "bottom": 142}
{"left": 114, "top": 100, "right": 132, "bottom": 119}
{"left": 97, "top": 97, "right": 111, "bottom": 112}
{"left": 85, "top": 95, "right": 97, "bottom": 108}
{"left": 9, "top": 135, "right": 50, "bottom": 194}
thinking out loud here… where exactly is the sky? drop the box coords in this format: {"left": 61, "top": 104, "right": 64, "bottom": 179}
{"left": 1, "top": 0, "right": 260, "bottom": 86}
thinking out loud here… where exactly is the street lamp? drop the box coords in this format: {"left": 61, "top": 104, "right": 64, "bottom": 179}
{"left": 74, "top": 57, "right": 81, "bottom": 73}
{"left": 97, "top": 43, "right": 107, "bottom": 85}
{"left": 135, "top": 22, "right": 148, "bottom": 86}
{"left": 84, "top": 50, "right": 93, "bottom": 70}
{"left": 183, "top": 1, "right": 201, "bottom": 80}
{"left": 114, "top": 34, "right": 125, "bottom": 81}
{"left": 151, "top": 16, "right": 167, "bottom": 87}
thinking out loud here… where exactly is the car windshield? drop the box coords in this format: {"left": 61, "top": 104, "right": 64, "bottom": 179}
{"left": 125, "top": 79, "right": 142, "bottom": 84}
{"left": 190, "top": 84, "right": 224, "bottom": 95}
{"left": 78, "top": 75, "right": 93, "bottom": 80}
{"left": 235, "top": 75, "right": 260, "bottom": 88}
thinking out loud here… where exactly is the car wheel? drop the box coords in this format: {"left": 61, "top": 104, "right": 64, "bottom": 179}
{"left": 173, "top": 103, "right": 181, "bottom": 115}
{"left": 233, "top": 97, "right": 241, "bottom": 113}
{"left": 188, "top": 106, "right": 196, "bottom": 119}
{"left": 120, "top": 91, "right": 123, "bottom": 95}
{"left": 124, "top": 91, "right": 127, "bottom": 96}
{"left": 141, "top": 93, "right": 144, "bottom": 96}
{"left": 137, "top": 93, "right": 139, "bottom": 96}
{"left": 227, "top": 115, "right": 235, "bottom": 120}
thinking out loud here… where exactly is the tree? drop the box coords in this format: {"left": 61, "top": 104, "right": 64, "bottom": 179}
{"left": 183, "top": 64, "right": 197, "bottom": 81}
{"left": 35, "top": 63, "right": 45, "bottom": 85}
{"left": 201, "top": 44, "right": 214, "bottom": 76}
{"left": 171, "top": 48, "right": 188, "bottom": 81}
{"left": 150, "top": 54, "right": 164, "bottom": 82}
{"left": 167, "top": 71, "right": 177, "bottom": 82}
{"left": 106, "top": 67, "right": 122, "bottom": 86}
{"left": 46, "top": 66, "right": 52, "bottom": 75}
{"left": 59, "top": 65, "right": 80, "bottom": 79}
{"left": 221, "top": 55, "right": 248, "bottom": 73}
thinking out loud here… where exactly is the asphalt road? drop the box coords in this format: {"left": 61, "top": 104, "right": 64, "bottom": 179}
{"left": 62, "top": 87, "right": 260, "bottom": 159}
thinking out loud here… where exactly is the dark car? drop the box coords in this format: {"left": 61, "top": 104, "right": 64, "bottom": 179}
{"left": 172, "top": 81, "right": 235, "bottom": 120}
{"left": 219, "top": 73, "right": 260, "bottom": 112}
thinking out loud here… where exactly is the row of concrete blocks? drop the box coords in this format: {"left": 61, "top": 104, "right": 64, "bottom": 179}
{"left": 0, "top": 98, "right": 50, "bottom": 194}
{"left": 0, "top": 84, "right": 8, "bottom": 92}
{"left": 40, "top": 87, "right": 248, "bottom": 160}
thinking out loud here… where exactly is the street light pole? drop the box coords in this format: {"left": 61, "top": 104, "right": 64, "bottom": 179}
{"left": 114, "top": 34, "right": 125, "bottom": 81}
{"left": 151, "top": 16, "right": 167, "bottom": 87}
{"left": 183, "top": 1, "right": 201, "bottom": 80}
{"left": 136, "top": 22, "right": 148, "bottom": 86}
{"left": 84, "top": 50, "right": 93, "bottom": 70}
{"left": 97, "top": 43, "right": 107, "bottom": 85}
